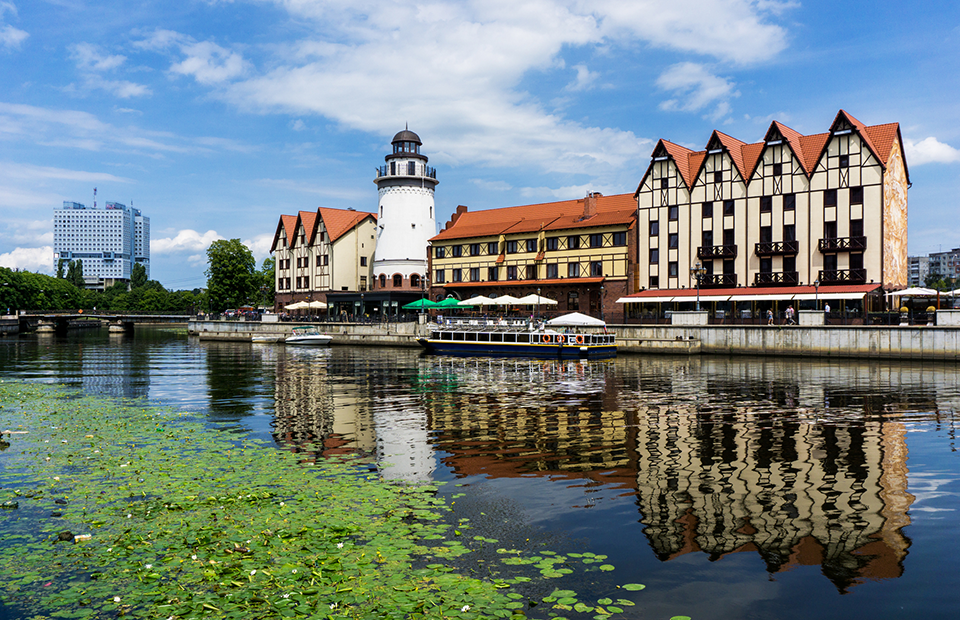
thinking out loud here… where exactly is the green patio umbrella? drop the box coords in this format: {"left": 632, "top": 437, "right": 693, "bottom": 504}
{"left": 402, "top": 298, "right": 438, "bottom": 310}
{"left": 435, "top": 296, "right": 472, "bottom": 308}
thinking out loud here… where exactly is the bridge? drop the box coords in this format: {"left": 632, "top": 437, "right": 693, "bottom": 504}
{"left": 1, "top": 314, "right": 192, "bottom": 335}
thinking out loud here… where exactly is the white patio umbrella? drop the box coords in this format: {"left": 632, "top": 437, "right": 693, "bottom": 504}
{"left": 459, "top": 295, "right": 497, "bottom": 306}
{"left": 515, "top": 293, "right": 558, "bottom": 305}
{"left": 884, "top": 287, "right": 938, "bottom": 297}
{"left": 492, "top": 294, "right": 523, "bottom": 305}
{"left": 307, "top": 300, "right": 328, "bottom": 310}
{"left": 284, "top": 301, "right": 309, "bottom": 310}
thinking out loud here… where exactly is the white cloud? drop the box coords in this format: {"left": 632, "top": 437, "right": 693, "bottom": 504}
{"left": 0, "top": 246, "right": 53, "bottom": 272}
{"left": 0, "top": 23, "right": 27, "bottom": 50}
{"left": 70, "top": 42, "right": 125, "bottom": 72}
{"left": 152, "top": 229, "right": 224, "bottom": 255}
{"left": 657, "top": 62, "right": 739, "bottom": 120}
{"left": 243, "top": 233, "right": 275, "bottom": 262}
{"left": 0, "top": 161, "right": 132, "bottom": 185}
{"left": 566, "top": 63, "right": 599, "bottom": 92}
{"left": 170, "top": 40, "right": 247, "bottom": 85}
{"left": 905, "top": 137, "right": 960, "bottom": 166}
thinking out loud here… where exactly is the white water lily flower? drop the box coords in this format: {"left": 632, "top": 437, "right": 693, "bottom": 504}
{"left": 250, "top": 569, "right": 256, "bottom": 576}
{"left": 145, "top": 564, "right": 152, "bottom": 569}
{"left": 191, "top": 554, "right": 197, "bottom": 560}
{"left": 337, "top": 542, "right": 344, "bottom": 549}
{"left": 113, "top": 596, "right": 121, "bottom": 603}
{"left": 330, "top": 603, "right": 337, "bottom": 610}
{"left": 461, "top": 605, "right": 470, "bottom": 612}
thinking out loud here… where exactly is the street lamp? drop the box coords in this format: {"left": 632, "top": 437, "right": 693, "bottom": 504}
{"left": 599, "top": 284, "right": 605, "bottom": 321}
{"left": 536, "top": 286, "right": 540, "bottom": 325}
{"left": 814, "top": 279, "right": 820, "bottom": 311}
{"left": 690, "top": 261, "right": 706, "bottom": 311}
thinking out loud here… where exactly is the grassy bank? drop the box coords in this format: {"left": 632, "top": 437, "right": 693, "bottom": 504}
{"left": 0, "top": 381, "right": 660, "bottom": 620}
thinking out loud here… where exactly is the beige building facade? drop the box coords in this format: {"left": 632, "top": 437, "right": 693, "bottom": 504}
{"left": 632, "top": 110, "right": 908, "bottom": 308}
{"left": 271, "top": 207, "right": 377, "bottom": 314}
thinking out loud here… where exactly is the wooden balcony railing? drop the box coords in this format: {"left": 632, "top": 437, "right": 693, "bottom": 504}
{"left": 754, "top": 271, "right": 799, "bottom": 286}
{"left": 818, "top": 236, "right": 867, "bottom": 252}
{"left": 818, "top": 269, "right": 867, "bottom": 284}
{"left": 755, "top": 240, "right": 799, "bottom": 256}
{"left": 700, "top": 273, "right": 738, "bottom": 288}
{"left": 697, "top": 244, "right": 738, "bottom": 260}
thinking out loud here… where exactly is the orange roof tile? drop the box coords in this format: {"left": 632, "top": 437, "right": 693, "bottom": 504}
{"left": 298, "top": 210, "right": 319, "bottom": 244}
{"left": 660, "top": 140, "right": 698, "bottom": 189}
{"left": 431, "top": 193, "right": 635, "bottom": 242}
{"left": 863, "top": 122, "right": 901, "bottom": 166}
{"left": 281, "top": 214, "right": 298, "bottom": 246}
{"left": 740, "top": 142, "right": 765, "bottom": 180}
{"left": 713, "top": 131, "right": 749, "bottom": 180}
{"left": 317, "top": 207, "right": 376, "bottom": 243}
{"left": 798, "top": 132, "right": 830, "bottom": 174}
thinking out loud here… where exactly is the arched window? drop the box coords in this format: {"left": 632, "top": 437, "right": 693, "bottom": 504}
{"left": 393, "top": 274, "right": 403, "bottom": 287}
{"left": 379, "top": 274, "right": 386, "bottom": 288}
{"left": 410, "top": 274, "right": 420, "bottom": 288}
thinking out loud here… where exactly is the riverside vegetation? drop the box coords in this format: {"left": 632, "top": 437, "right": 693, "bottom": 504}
{"left": 0, "top": 381, "right": 678, "bottom": 620}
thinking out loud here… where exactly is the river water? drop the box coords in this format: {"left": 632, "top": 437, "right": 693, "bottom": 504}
{"left": 2, "top": 327, "right": 960, "bottom": 619}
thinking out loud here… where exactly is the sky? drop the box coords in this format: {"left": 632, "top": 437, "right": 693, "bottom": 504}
{"left": 2, "top": 0, "right": 959, "bottom": 290}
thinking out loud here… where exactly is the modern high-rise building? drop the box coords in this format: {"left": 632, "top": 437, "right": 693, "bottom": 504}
{"left": 53, "top": 200, "right": 150, "bottom": 289}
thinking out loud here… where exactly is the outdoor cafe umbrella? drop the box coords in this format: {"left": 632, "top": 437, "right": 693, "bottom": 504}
{"left": 306, "top": 300, "right": 327, "bottom": 310}
{"left": 884, "top": 287, "right": 938, "bottom": 297}
{"left": 491, "top": 294, "right": 523, "bottom": 305}
{"left": 515, "top": 293, "right": 558, "bottom": 305}
{"left": 435, "top": 297, "right": 470, "bottom": 308}
{"left": 459, "top": 295, "right": 497, "bottom": 306}
{"left": 284, "top": 301, "right": 310, "bottom": 310}
{"left": 401, "top": 298, "right": 438, "bottom": 310}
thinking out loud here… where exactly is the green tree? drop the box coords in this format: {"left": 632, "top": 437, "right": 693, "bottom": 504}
{"left": 56, "top": 259, "right": 66, "bottom": 279}
{"left": 131, "top": 263, "right": 148, "bottom": 289}
{"left": 205, "top": 239, "right": 257, "bottom": 312}
{"left": 257, "top": 256, "right": 275, "bottom": 308}
{"left": 66, "top": 260, "right": 85, "bottom": 289}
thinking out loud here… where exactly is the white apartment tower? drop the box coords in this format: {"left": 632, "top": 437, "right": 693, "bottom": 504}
{"left": 372, "top": 128, "right": 438, "bottom": 292}
{"left": 53, "top": 200, "right": 150, "bottom": 289}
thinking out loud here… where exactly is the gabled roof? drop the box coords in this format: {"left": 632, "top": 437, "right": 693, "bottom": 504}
{"left": 317, "top": 207, "right": 376, "bottom": 243}
{"left": 298, "top": 210, "right": 319, "bottom": 244}
{"left": 270, "top": 214, "right": 299, "bottom": 252}
{"left": 640, "top": 110, "right": 905, "bottom": 188}
{"left": 431, "top": 193, "right": 636, "bottom": 242}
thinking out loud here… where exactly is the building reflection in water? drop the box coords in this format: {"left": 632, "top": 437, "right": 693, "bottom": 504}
{"left": 267, "top": 349, "right": 960, "bottom": 592}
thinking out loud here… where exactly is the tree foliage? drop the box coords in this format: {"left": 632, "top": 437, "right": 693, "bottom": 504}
{"left": 131, "top": 263, "right": 148, "bottom": 289}
{"left": 257, "top": 256, "right": 275, "bottom": 307}
{"left": 65, "top": 260, "right": 85, "bottom": 288}
{"left": 205, "top": 239, "right": 257, "bottom": 312}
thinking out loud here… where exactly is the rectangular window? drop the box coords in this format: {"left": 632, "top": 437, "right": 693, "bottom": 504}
{"left": 546, "top": 263, "right": 558, "bottom": 279}
{"left": 591, "top": 261, "right": 603, "bottom": 276}
{"left": 567, "top": 262, "right": 580, "bottom": 278}
{"left": 850, "top": 252, "right": 864, "bottom": 270}
{"left": 772, "top": 163, "right": 783, "bottom": 176}
{"left": 714, "top": 171, "right": 722, "bottom": 184}
{"left": 470, "top": 267, "right": 480, "bottom": 281}
{"left": 723, "top": 229, "right": 735, "bottom": 246}
{"left": 568, "top": 235, "right": 580, "bottom": 249}
{"left": 824, "top": 189, "right": 838, "bottom": 207}
{"left": 850, "top": 186, "right": 863, "bottom": 205}
{"left": 527, "top": 264, "right": 537, "bottom": 280}
{"left": 451, "top": 245, "right": 462, "bottom": 257}
{"left": 760, "top": 196, "right": 772, "bottom": 213}
{"left": 488, "top": 266, "right": 498, "bottom": 281}
{"left": 612, "top": 231, "right": 627, "bottom": 246}
{"left": 323, "top": 255, "right": 329, "bottom": 266}
{"left": 360, "top": 256, "right": 367, "bottom": 267}
{"left": 359, "top": 276, "right": 366, "bottom": 291}
{"left": 839, "top": 154, "right": 849, "bottom": 168}
{"left": 702, "top": 230, "right": 713, "bottom": 247}
{"left": 316, "top": 255, "right": 323, "bottom": 267}
{"left": 702, "top": 202, "right": 713, "bottom": 219}
{"left": 723, "top": 200, "right": 735, "bottom": 216}
{"left": 435, "top": 246, "right": 446, "bottom": 258}
{"left": 668, "top": 206, "right": 679, "bottom": 221}
{"left": 825, "top": 254, "right": 838, "bottom": 271}
{"left": 590, "top": 233, "right": 603, "bottom": 248}
{"left": 660, "top": 177, "right": 668, "bottom": 189}
{"left": 759, "top": 257, "right": 772, "bottom": 273}
{"left": 407, "top": 161, "right": 416, "bottom": 175}
{"left": 546, "top": 237, "right": 559, "bottom": 251}
{"left": 668, "top": 261, "right": 678, "bottom": 278}
{"left": 649, "top": 220, "right": 659, "bottom": 236}
{"left": 649, "top": 275, "right": 659, "bottom": 288}
{"left": 435, "top": 269, "right": 445, "bottom": 283}
{"left": 668, "top": 232, "right": 679, "bottom": 248}
{"left": 723, "top": 259, "right": 735, "bottom": 274}
{"left": 784, "top": 224, "right": 796, "bottom": 242}
{"left": 526, "top": 239, "right": 537, "bottom": 252}
{"left": 783, "top": 193, "right": 796, "bottom": 211}
{"left": 784, "top": 255, "right": 796, "bottom": 273}
{"left": 506, "top": 240, "right": 518, "bottom": 253}
{"left": 506, "top": 265, "right": 517, "bottom": 280}
{"left": 470, "top": 244, "right": 480, "bottom": 256}
{"left": 759, "top": 226, "right": 772, "bottom": 243}
{"left": 850, "top": 219, "right": 864, "bottom": 237}
{"left": 488, "top": 242, "right": 499, "bottom": 255}
{"left": 452, "top": 268, "right": 462, "bottom": 282}
{"left": 824, "top": 221, "right": 837, "bottom": 239}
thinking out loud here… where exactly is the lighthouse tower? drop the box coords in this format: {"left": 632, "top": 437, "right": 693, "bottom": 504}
{"left": 373, "top": 128, "right": 438, "bottom": 292}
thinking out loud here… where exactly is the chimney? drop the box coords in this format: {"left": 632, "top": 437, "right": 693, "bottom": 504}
{"left": 583, "top": 192, "right": 601, "bottom": 219}
{"left": 445, "top": 205, "right": 469, "bottom": 230}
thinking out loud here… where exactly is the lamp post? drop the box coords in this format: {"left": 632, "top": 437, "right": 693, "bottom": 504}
{"left": 536, "top": 286, "right": 540, "bottom": 325}
{"left": 599, "top": 284, "right": 605, "bottom": 322}
{"left": 690, "top": 261, "right": 706, "bottom": 311}
{"left": 814, "top": 279, "right": 820, "bottom": 311}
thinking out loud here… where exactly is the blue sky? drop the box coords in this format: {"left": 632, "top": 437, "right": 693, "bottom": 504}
{"left": 1, "top": 0, "right": 959, "bottom": 289}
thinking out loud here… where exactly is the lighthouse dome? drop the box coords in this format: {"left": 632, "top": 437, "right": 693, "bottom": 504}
{"left": 392, "top": 129, "right": 421, "bottom": 145}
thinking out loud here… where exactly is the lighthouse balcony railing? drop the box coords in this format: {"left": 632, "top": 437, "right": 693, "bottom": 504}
{"left": 376, "top": 165, "right": 437, "bottom": 180}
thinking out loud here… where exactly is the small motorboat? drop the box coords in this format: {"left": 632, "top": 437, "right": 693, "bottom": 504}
{"left": 285, "top": 326, "right": 333, "bottom": 346}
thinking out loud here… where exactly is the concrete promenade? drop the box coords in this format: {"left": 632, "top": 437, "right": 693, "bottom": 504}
{"left": 187, "top": 319, "right": 960, "bottom": 361}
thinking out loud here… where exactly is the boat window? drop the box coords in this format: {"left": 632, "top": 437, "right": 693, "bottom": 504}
{"left": 479, "top": 333, "right": 490, "bottom": 342}
{"left": 441, "top": 332, "right": 451, "bottom": 340}
{"left": 491, "top": 333, "right": 503, "bottom": 342}
{"left": 504, "top": 334, "right": 516, "bottom": 343}
{"left": 453, "top": 332, "right": 464, "bottom": 341}
{"left": 518, "top": 334, "right": 529, "bottom": 343}
{"left": 466, "top": 332, "right": 477, "bottom": 341}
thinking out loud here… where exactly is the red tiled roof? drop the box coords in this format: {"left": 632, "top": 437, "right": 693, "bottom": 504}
{"left": 713, "top": 131, "right": 748, "bottom": 180}
{"left": 298, "top": 210, "right": 319, "bottom": 244}
{"left": 660, "top": 140, "right": 698, "bottom": 188}
{"left": 431, "top": 193, "right": 635, "bottom": 242}
{"left": 318, "top": 207, "right": 376, "bottom": 243}
{"left": 863, "top": 122, "right": 901, "bottom": 167}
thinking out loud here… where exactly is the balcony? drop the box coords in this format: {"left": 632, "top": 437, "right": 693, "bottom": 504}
{"left": 697, "top": 244, "right": 738, "bottom": 260}
{"left": 700, "top": 273, "right": 737, "bottom": 287}
{"left": 755, "top": 240, "right": 799, "bottom": 256}
{"left": 754, "top": 271, "right": 799, "bottom": 286}
{"left": 818, "top": 269, "right": 867, "bottom": 284}
{"left": 818, "top": 236, "right": 867, "bottom": 253}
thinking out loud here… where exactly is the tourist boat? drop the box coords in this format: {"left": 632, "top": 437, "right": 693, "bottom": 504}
{"left": 284, "top": 326, "right": 333, "bottom": 346}
{"left": 417, "top": 317, "right": 616, "bottom": 360}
